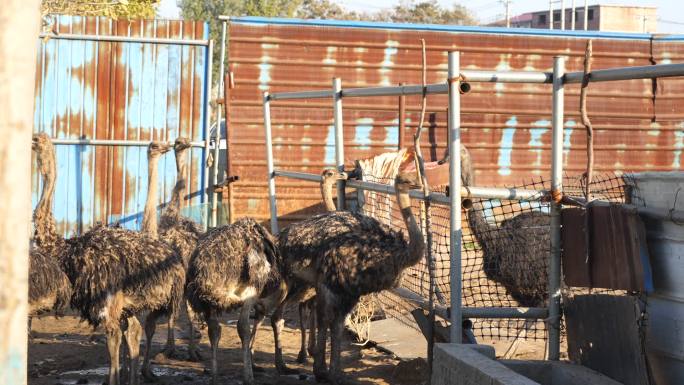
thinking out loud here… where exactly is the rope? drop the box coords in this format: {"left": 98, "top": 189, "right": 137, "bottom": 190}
{"left": 414, "top": 38, "right": 437, "bottom": 378}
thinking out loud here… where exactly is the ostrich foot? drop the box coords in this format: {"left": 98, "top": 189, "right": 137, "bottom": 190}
{"left": 251, "top": 364, "right": 266, "bottom": 373}
{"left": 276, "top": 362, "right": 299, "bottom": 375}
{"left": 187, "top": 348, "right": 203, "bottom": 362}
{"left": 314, "top": 369, "right": 330, "bottom": 383}
{"left": 142, "top": 367, "right": 158, "bottom": 382}
{"left": 296, "top": 350, "right": 309, "bottom": 364}
{"left": 161, "top": 345, "right": 180, "bottom": 359}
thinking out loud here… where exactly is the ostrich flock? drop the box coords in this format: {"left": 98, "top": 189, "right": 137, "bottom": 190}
{"left": 28, "top": 133, "right": 550, "bottom": 385}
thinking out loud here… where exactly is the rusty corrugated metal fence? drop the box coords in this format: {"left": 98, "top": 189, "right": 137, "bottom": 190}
{"left": 224, "top": 17, "right": 684, "bottom": 227}
{"left": 33, "top": 15, "right": 211, "bottom": 236}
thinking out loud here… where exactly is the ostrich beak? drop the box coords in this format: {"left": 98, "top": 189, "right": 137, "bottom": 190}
{"left": 31, "top": 135, "right": 39, "bottom": 151}
{"left": 174, "top": 137, "right": 192, "bottom": 151}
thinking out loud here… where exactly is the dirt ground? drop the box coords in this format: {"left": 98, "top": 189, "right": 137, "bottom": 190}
{"left": 28, "top": 310, "right": 415, "bottom": 385}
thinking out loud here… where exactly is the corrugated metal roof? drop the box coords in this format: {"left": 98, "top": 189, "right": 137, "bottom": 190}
{"left": 33, "top": 15, "right": 210, "bottom": 236}
{"left": 225, "top": 19, "right": 683, "bottom": 226}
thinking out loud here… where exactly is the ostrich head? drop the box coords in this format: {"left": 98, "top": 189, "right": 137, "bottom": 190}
{"left": 174, "top": 137, "right": 192, "bottom": 152}
{"left": 320, "top": 169, "right": 347, "bottom": 211}
{"left": 148, "top": 141, "right": 172, "bottom": 159}
{"left": 394, "top": 171, "right": 422, "bottom": 192}
{"left": 32, "top": 133, "right": 56, "bottom": 176}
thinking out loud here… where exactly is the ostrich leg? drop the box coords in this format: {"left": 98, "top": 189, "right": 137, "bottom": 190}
{"left": 105, "top": 325, "right": 123, "bottom": 385}
{"left": 296, "top": 301, "right": 309, "bottom": 363}
{"left": 207, "top": 313, "right": 221, "bottom": 385}
{"left": 187, "top": 302, "right": 202, "bottom": 361}
{"left": 142, "top": 310, "right": 163, "bottom": 380}
{"left": 307, "top": 305, "right": 316, "bottom": 357}
{"left": 329, "top": 311, "right": 348, "bottom": 385}
{"left": 124, "top": 316, "right": 143, "bottom": 385}
{"left": 163, "top": 311, "right": 177, "bottom": 358}
{"left": 313, "top": 291, "right": 330, "bottom": 382}
{"left": 238, "top": 301, "right": 256, "bottom": 385}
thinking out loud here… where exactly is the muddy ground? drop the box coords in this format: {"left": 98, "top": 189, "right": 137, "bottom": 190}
{"left": 28, "top": 310, "right": 418, "bottom": 385}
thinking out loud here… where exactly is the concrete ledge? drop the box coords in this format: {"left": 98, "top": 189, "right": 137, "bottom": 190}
{"left": 432, "top": 344, "right": 538, "bottom": 385}
{"left": 503, "top": 360, "right": 623, "bottom": 385}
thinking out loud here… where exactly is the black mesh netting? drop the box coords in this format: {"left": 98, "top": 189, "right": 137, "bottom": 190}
{"left": 355, "top": 171, "right": 630, "bottom": 341}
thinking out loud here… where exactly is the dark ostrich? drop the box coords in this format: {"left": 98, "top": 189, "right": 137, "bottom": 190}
{"left": 29, "top": 134, "right": 71, "bottom": 321}
{"left": 32, "top": 133, "right": 185, "bottom": 385}
{"left": 157, "top": 137, "right": 203, "bottom": 360}
{"left": 185, "top": 216, "right": 285, "bottom": 385}
{"left": 275, "top": 170, "right": 425, "bottom": 384}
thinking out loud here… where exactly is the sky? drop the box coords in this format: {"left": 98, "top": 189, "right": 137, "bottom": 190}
{"left": 157, "top": 0, "right": 684, "bottom": 34}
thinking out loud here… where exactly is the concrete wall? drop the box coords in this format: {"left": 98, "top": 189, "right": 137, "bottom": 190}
{"left": 600, "top": 6, "right": 657, "bottom": 33}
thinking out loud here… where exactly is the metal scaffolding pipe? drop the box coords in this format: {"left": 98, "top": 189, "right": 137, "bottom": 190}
{"left": 38, "top": 33, "right": 209, "bottom": 46}
{"left": 548, "top": 56, "right": 565, "bottom": 361}
{"left": 268, "top": 89, "right": 332, "bottom": 100}
{"left": 462, "top": 307, "right": 548, "bottom": 319}
{"left": 50, "top": 138, "right": 206, "bottom": 147}
{"left": 274, "top": 170, "right": 546, "bottom": 203}
{"left": 333, "top": 78, "right": 346, "bottom": 209}
{"left": 263, "top": 92, "right": 279, "bottom": 234}
{"left": 564, "top": 63, "right": 684, "bottom": 84}
{"left": 448, "top": 51, "right": 463, "bottom": 344}
{"left": 211, "top": 24, "right": 227, "bottom": 228}
{"left": 204, "top": 39, "right": 214, "bottom": 229}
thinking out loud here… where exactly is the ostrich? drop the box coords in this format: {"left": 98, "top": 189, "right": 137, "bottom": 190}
{"left": 466, "top": 201, "right": 550, "bottom": 308}
{"left": 138, "top": 139, "right": 192, "bottom": 379}
{"left": 185, "top": 216, "right": 286, "bottom": 385}
{"left": 31, "top": 133, "right": 185, "bottom": 385}
{"left": 157, "top": 137, "right": 203, "bottom": 360}
{"left": 29, "top": 134, "right": 71, "bottom": 324}
{"left": 275, "top": 170, "right": 425, "bottom": 384}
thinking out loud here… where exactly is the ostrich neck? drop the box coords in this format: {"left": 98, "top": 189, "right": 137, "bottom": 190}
{"left": 320, "top": 178, "right": 338, "bottom": 212}
{"left": 395, "top": 187, "right": 425, "bottom": 268}
{"left": 164, "top": 149, "right": 187, "bottom": 221}
{"left": 467, "top": 202, "right": 498, "bottom": 270}
{"left": 34, "top": 156, "right": 59, "bottom": 247}
{"left": 142, "top": 155, "right": 161, "bottom": 238}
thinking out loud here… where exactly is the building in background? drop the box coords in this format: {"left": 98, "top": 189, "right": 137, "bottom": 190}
{"left": 490, "top": 5, "right": 657, "bottom": 33}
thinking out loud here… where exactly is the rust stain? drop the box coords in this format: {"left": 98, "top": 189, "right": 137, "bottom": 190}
{"left": 226, "top": 21, "right": 684, "bottom": 227}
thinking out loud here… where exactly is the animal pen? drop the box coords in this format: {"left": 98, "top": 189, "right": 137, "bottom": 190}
{"left": 260, "top": 46, "right": 684, "bottom": 362}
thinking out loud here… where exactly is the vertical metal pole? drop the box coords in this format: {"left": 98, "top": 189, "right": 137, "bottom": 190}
{"left": 448, "top": 51, "right": 463, "bottom": 344}
{"left": 332, "top": 77, "right": 345, "bottom": 210}
{"left": 571, "top": 0, "right": 576, "bottom": 30}
{"left": 211, "top": 20, "right": 227, "bottom": 228}
{"left": 505, "top": 0, "right": 511, "bottom": 28}
{"left": 549, "top": 0, "right": 554, "bottom": 29}
{"left": 398, "top": 83, "right": 406, "bottom": 150}
{"left": 263, "top": 92, "right": 278, "bottom": 234}
{"left": 548, "top": 56, "right": 565, "bottom": 361}
{"left": 561, "top": 0, "right": 565, "bottom": 30}
{"left": 203, "top": 39, "right": 214, "bottom": 230}
{"left": 584, "top": 0, "right": 588, "bottom": 30}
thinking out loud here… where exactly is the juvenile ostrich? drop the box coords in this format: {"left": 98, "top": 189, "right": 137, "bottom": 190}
{"left": 31, "top": 133, "right": 185, "bottom": 385}
{"left": 276, "top": 170, "right": 425, "bottom": 384}
{"left": 185, "top": 216, "right": 285, "bottom": 385}
{"left": 157, "top": 137, "right": 203, "bottom": 360}
{"left": 29, "top": 135, "right": 71, "bottom": 322}
{"left": 466, "top": 198, "right": 550, "bottom": 307}
{"left": 138, "top": 140, "right": 191, "bottom": 379}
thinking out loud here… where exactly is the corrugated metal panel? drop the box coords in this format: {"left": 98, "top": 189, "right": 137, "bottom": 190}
{"left": 33, "top": 15, "right": 210, "bottom": 237}
{"left": 627, "top": 172, "right": 684, "bottom": 385}
{"left": 226, "top": 17, "right": 684, "bottom": 226}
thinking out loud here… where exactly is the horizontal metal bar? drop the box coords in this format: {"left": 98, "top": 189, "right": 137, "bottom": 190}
{"left": 38, "top": 33, "right": 210, "bottom": 46}
{"left": 341, "top": 83, "right": 448, "bottom": 97}
{"left": 464, "top": 186, "right": 546, "bottom": 201}
{"left": 50, "top": 139, "right": 206, "bottom": 147}
{"left": 564, "top": 63, "right": 684, "bottom": 84}
{"left": 267, "top": 90, "right": 332, "bottom": 100}
{"left": 275, "top": 170, "right": 546, "bottom": 202}
{"left": 462, "top": 307, "right": 549, "bottom": 319}
{"left": 273, "top": 170, "right": 323, "bottom": 182}
{"left": 463, "top": 70, "right": 552, "bottom": 83}
{"left": 391, "top": 288, "right": 548, "bottom": 320}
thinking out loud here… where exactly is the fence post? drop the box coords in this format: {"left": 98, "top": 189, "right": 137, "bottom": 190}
{"left": 210, "top": 21, "right": 227, "bottom": 228}
{"left": 263, "top": 92, "right": 278, "bottom": 234}
{"left": 0, "top": 0, "right": 40, "bottom": 382}
{"left": 332, "top": 77, "right": 346, "bottom": 209}
{"left": 548, "top": 56, "right": 565, "bottom": 360}
{"left": 204, "top": 38, "right": 214, "bottom": 229}
{"left": 448, "top": 51, "right": 463, "bottom": 344}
